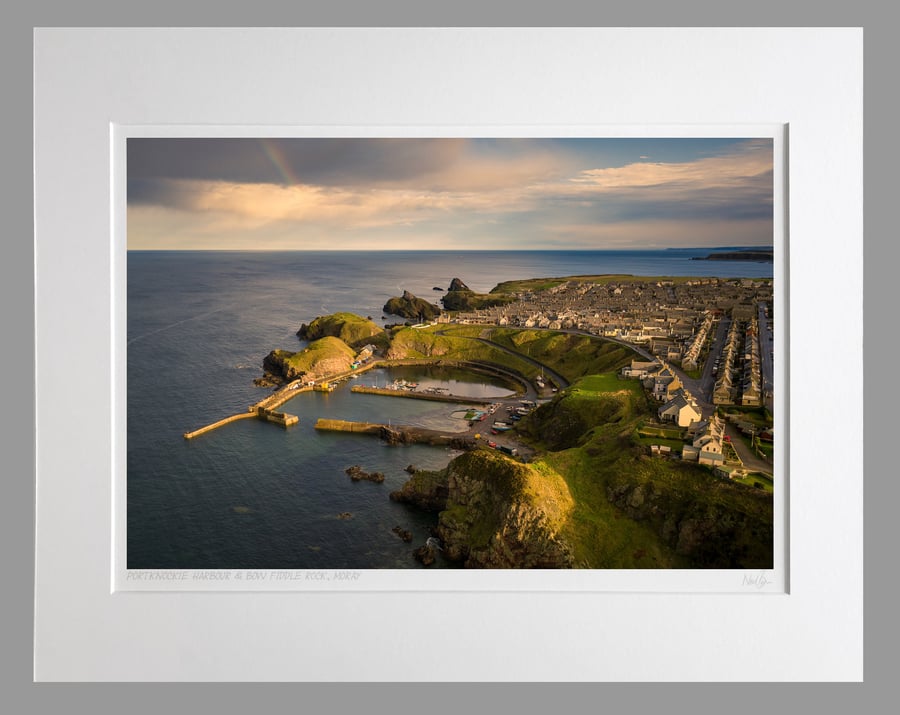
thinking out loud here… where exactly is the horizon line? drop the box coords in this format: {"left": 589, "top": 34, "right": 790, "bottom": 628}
{"left": 126, "top": 245, "right": 773, "bottom": 253}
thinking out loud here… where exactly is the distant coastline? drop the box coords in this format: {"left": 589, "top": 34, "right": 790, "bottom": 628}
{"left": 692, "top": 250, "right": 773, "bottom": 262}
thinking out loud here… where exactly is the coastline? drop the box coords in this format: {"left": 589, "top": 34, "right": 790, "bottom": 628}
{"left": 129, "top": 254, "right": 771, "bottom": 567}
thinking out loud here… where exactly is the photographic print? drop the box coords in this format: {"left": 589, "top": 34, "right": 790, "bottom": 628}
{"left": 126, "top": 136, "right": 776, "bottom": 573}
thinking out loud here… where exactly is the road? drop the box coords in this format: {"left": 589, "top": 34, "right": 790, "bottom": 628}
{"left": 757, "top": 302, "right": 774, "bottom": 411}
{"left": 724, "top": 422, "right": 773, "bottom": 476}
{"left": 670, "top": 316, "right": 729, "bottom": 419}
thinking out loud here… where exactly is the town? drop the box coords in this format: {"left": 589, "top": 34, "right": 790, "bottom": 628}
{"left": 426, "top": 275, "right": 775, "bottom": 485}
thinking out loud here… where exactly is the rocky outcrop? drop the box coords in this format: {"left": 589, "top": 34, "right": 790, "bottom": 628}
{"left": 390, "top": 469, "right": 450, "bottom": 512}
{"left": 253, "top": 372, "right": 284, "bottom": 388}
{"left": 413, "top": 543, "right": 436, "bottom": 566}
{"left": 392, "top": 450, "right": 575, "bottom": 568}
{"left": 448, "top": 277, "right": 470, "bottom": 292}
{"left": 383, "top": 290, "right": 441, "bottom": 321}
{"left": 345, "top": 465, "right": 385, "bottom": 484}
{"left": 391, "top": 526, "right": 413, "bottom": 542}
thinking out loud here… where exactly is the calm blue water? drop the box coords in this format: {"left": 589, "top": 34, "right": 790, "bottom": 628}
{"left": 127, "top": 250, "right": 772, "bottom": 568}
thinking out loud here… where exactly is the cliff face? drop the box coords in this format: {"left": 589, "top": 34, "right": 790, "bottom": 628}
{"left": 383, "top": 290, "right": 441, "bottom": 321}
{"left": 392, "top": 450, "right": 575, "bottom": 568}
{"left": 390, "top": 468, "right": 450, "bottom": 512}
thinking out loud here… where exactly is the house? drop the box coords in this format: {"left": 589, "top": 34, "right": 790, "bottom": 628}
{"left": 658, "top": 389, "right": 702, "bottom": 427}
{"left": 648, "top": 365, "right": 682, "bottom": 402}
{"left": 682, "top": 415, "right": 726, "bottom": 465}
{"left": 621, "top": 359, "right": 659, "bottom": 379}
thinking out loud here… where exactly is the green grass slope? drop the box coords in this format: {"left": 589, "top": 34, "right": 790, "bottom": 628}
{"left": 265, "top": 336, "right": 358, "bottom": 381}
{"left": 297, "top": 312, "right": 386, "bottom": 348}
{"left": 519, "top": 373, "right": 773, "bottom": 568}
{"left": 489, "top": 329, "right": 636, "bottom": 381}
{"left": 385, "top": 327, "right": 539, "bottom": 378}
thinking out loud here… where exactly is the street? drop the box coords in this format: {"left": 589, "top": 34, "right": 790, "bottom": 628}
{"left": 724, "top": 422, "right": 773, "bottom": 476}
{"left": 757, "top": 302, "right": 774, "bottom": 411}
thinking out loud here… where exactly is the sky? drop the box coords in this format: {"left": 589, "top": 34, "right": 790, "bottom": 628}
{"left": 127, "top": 137, "right": 774, "bottom": 251}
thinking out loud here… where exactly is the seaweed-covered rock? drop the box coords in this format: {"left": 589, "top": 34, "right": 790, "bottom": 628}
{"left": 345, "top": 465, "right": 385, "bottom": 484}
{"left": 391, "top": 526, "right": 413, "bottom": 542}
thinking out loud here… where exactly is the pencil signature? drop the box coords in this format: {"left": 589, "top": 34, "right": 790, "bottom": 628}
{"left": 742, "top": 571, "right": 773, "bottom": 589}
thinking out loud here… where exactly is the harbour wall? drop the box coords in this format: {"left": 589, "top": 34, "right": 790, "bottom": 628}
{"left": 314, "top": 418, "right": 474, "bottom": 448}
{"left": 349, "top": 386, "right": 495, "bottom": 404}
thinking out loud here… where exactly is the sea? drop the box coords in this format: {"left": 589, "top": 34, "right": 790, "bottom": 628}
{"left": 127, "top": 249, "right": 773, "bottom": 569}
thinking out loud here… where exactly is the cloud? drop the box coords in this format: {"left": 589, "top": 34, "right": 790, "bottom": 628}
{"left": 128, "top": 138, "right": 468, "bottom": 186}
{"left": 570, "top": 141, "right": 771, "bottom": 192}
{"left": 538, "top": 140, "right": 772, "bottom": 223}
{"left": 127, "top": 138, "right": 774, "bottom": 250}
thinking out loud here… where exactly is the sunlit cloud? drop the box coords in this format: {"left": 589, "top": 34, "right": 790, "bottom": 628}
{"left": 570, "top": 141, "right": 771, "bottom": 192}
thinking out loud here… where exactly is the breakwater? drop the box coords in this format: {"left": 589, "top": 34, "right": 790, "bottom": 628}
{"left": 183, "top": 407, "right": 299, "bottom": 439}
{"left": 182, "top": 412, "right": 258, "bottom": 439}
{"left": 183, "top": 358, "right": 517, "bottom": 439}
{"left": 182, "top": 364, "right": 382, "bottom": 439}
{"left": 349, "top": 385, "right": 495, "bottom": 404}
{"left": 314, "top": 418, "right": 474, "bottom": 448}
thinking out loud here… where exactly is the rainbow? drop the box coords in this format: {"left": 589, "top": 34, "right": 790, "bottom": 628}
{"left": 257, "top": 138, "right": 302, "bottom": 186}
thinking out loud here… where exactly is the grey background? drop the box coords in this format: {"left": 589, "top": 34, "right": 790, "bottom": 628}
{"left": 4, "top": 0, "right": 885, "bottom": 709}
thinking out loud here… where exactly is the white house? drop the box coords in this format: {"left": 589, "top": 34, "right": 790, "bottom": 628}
{"left": 682, "top": 415, "right": 726, "bottom": 465}
{"left": 658, "top": 389, "right": 702, "bottom": 427}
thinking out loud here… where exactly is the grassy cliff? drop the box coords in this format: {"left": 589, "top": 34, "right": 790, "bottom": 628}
{"left": 392, "top": 449, "right": 575, "bottom": 568}
{"left": 518, "top": 375, "right": 773, "bottom": 568}
{"left": 489, "top": 329, "right": 635, "bottom": 381}
{"left": 264, "top": 336, "right": 358, "bottom": 382}
{"left": 394, "top": 372, "right": 773, "bottom": 569}
{"left": 297, "top": 312, "right": 386, "bottom": 348}
{"left": 385, "top": 327, "right": 539, "bottom": 378}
